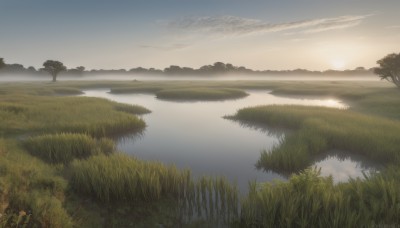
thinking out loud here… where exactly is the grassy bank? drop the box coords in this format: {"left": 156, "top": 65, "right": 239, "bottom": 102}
{"left": 0, "top": 95, "right": 149, "bottom": 137}
{"left": 0, "top": 139, "right": 73, "bottom": 227}
{"left": 229, "top": 105, "right": 400, "bottom": 173}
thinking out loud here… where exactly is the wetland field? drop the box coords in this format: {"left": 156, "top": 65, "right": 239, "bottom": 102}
{"left": 1, "top": 79, "right": 400, "bottom": 227}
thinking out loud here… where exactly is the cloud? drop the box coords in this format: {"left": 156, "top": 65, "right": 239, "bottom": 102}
{"left": 166, "top": 15, "right": 371, "bottom": 37}
{"left": 139, "top": 43, "right": 189, "bottom": 50}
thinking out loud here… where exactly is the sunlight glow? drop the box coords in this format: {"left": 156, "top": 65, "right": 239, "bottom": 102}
{"left": 330, "top": 59, "right": 346, "bottom": 70}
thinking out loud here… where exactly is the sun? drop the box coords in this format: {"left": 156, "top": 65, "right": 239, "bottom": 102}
{"left": 330, "top": 59, "right": 346, "bottom": 70}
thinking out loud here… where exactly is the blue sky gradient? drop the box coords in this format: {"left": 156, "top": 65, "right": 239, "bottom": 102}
{"left": 1, "top": 0, "right": 399, "bottom": 70}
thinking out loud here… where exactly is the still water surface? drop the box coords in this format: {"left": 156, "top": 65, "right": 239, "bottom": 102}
{"left": 82, "top": 89, "right": 376, "bottom": 192}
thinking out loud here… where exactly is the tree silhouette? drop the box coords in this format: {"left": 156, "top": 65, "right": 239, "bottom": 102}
{"left": 43, "top": 60, "right": 66, "bottom": 82}
{"left": 374, "top": 53, "right": 400, "bottom": 88}
{"left": 76, "top": 66, "right": 85, "bottom": 72}
{"left": 0, "top": 58, "right": 5, "bottom": 69}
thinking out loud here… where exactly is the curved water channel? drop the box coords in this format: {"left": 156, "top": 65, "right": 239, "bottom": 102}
{"left": 81, "top": 89, "right": 378, "bottom": 192}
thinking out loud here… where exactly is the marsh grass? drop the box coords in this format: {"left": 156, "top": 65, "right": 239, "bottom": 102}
{"left": 231, "top": 105, "right": 400, "bottom": 173}
{"left": 24, "top": 133, "right": 115, "bottom": 164}
{"left": 155, "top": 88, "right": 248, "bottom": 101}
{"left": 70, "top": 153, "right": 239, "bottom": 224}
{"left": 2, "top": 80, "right": 400, "bottom": 226}
{"left": 110, "top": 86, "right": 165, "bottom": 94}
{"left": 0, "top": 139, "right": 73, "bottom": 228}
{"left": 0, "top": 95, "right": 147, "bottom": 137}
{"left": 113, "top": 102, "right": 151, "bottom": 115}
{"left": 240, "top": 168, "right": 400, "bottom": 227}
{"left": 52, "top": 87, "right": 84, "bottom": 95}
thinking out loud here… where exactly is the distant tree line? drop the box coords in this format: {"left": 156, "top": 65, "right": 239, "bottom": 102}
{"left": 0, "top": 57, "right": 376, "bottom": 79}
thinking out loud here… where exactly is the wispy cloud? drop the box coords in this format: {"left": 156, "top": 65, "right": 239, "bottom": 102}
{"left": 166, "top": 15, "right": 371, "bottom": 37}
{"left": 386, "top": 25, "right": 400, "bottom": 29}
{"left": 139, "top": 43, "right": 189, "bottom": 51}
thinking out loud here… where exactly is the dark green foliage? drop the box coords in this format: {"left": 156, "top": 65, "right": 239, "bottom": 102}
{"left": 374, "top": 52, "right": 400, "bottom": 88}
{"left": 43, "top": 60, "right": 67, "bottom": 82}
{"left": 0, "top": 58, "right": 5, "bottom": 69}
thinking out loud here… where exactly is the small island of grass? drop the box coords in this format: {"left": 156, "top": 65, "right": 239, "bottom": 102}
{"left": 155, "top": 88, "right": 248, "bottom": 101}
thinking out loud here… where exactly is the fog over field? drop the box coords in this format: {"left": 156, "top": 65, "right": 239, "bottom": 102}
{"left": 0, "top": 73, "right": 378, "bottom": 82}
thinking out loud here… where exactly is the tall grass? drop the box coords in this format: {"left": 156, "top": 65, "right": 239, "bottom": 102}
{"left": 231, "top": 105, "right": 400, "bottom": 173}
{"left": 70, "top": 153, "right": 239, "bottom": 224}
{"left": 0, "top": 139, "right": 73, "bottom": 227}
{"left": 240, "top": 168, "right": 400, "bottom": 227}
{"left": 24, "top": 133, "right": 115, "bottom": 164}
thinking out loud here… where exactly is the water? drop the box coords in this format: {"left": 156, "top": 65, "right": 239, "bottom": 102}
{"left": 81, "top": 89, "right": 374, "bottom": 192}
{"left": 313, "top": 150, "right": 381, "bottom": 183}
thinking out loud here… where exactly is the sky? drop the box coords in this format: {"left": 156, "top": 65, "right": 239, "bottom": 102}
{"left": 1, "top": 0, "right": 400, "bottom": 71}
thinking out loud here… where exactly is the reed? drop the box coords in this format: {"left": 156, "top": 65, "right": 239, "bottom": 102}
{"left": 70, "top": 153, "right": 239, "bottom": 224}
{"left": 239, "top": 168, "right": 400, "bottom": 227}
{"left": 24, "top": 133, "right": 115, "bottom": 164}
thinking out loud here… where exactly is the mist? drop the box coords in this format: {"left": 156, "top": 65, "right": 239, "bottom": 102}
{"left": 0, "top": 72, "right": 379, "bottom": 82}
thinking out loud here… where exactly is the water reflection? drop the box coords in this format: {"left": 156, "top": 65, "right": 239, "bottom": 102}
{"left": 224, "top": 118, "right": 288, "bottom": 139}
{"left": 312, "top": 150, "right": 381, "bottom": 183}
{"left": 115, "top": 130, "right": 145, "bottom": 145}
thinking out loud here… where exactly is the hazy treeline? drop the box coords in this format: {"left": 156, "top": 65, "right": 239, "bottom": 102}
{"left": 0, "top": 58, "right": 374, "bottom": 77}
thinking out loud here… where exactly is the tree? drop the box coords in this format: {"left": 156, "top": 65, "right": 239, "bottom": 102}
{"left": 0, "top": 58, "right": 5, "bottom": 69}
{"left": 164, "top": 65, "right": 182, "bottom": 74}
{"left": 76, "top": 66, "right": 85, "bottom": 72}
{"left": 43, "top": 60, "right": 66, "bottom": 82}
{"left": 27, "top": 66, "right": 36, "bottom": 72}
{"left": 374, "top": 53, "right": 400, "bottom": 88}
